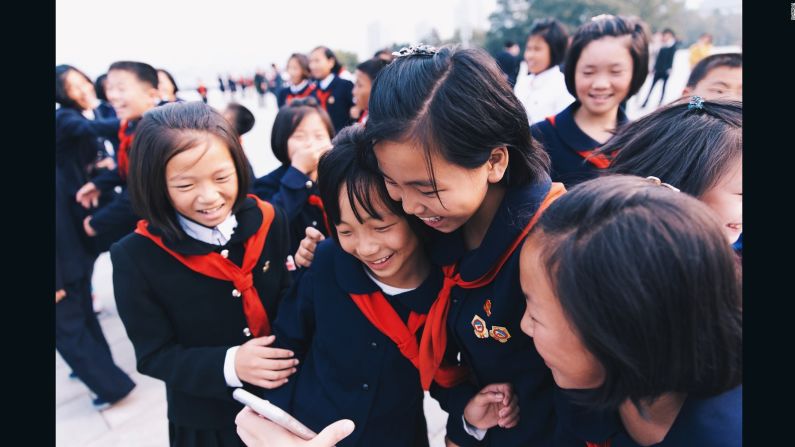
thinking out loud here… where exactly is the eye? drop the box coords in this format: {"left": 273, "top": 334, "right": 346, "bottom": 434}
{"left": 374, "top": 223, "right": 395, "bottom": 232}
{"left": 174, "top": 184, "right": 193, "bottom": 191}
{"left": 419, "top": 190, "right": 438, "bottom": 197}
{"left": 338, "top": 230, "right": 352, "bottom": 237}
{"left": 216, "top": 175, "right": 232, "bottom": 182}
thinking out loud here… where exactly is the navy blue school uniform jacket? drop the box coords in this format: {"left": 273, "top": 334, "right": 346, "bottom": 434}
{"left": 111, "top": 197, "right": 292, "bottom": 444}
{"left": 253, "top": 165, "right": 329, "bottom": 256}
{"left": 429, "top": 178, "right": 561, "bottom": 447}
{"left": 56, "top": 106, "right": 119, "bottom": 197}
{"left": 266, "top": 239, "right": 466, "bottom": 447}
{"left": 531, "top": 102, "right": 628, "bottom": 187}
{"left": 276, "top": 82, "right": 316, "bottom": 108}
{"left": 311, "top": 74, "right": 354, "bottom": 132}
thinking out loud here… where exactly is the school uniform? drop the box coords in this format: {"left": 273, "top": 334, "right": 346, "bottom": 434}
{"left": 276, "top": 80, "right": 317, "bottom": 108}
{"left": 531, "top": 102, "right": 628, "bottom": 187}
{"left": 253, "top": 165, "right": 329, "bottom": 256}
{"left": 266, "top": 239, "right": 472, "bottom": 447}
{"left": 428, "top": 177, "right": 568, "bottom": 446}
{"left": 513, "top": 65, "right": 575, "bottom": 124}
{"left": 311, "top": 73, "right": 354, "bottom": 132}
{"left": 111, "top": 196, "right": 292, "bottom": 447}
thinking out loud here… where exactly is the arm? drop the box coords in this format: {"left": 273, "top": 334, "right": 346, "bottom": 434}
{"left": 57, "top": 110, "right": 120, "bottom": 141}
{"left": 270, "top": 267, "right": 317, "bottom": 360}
{"left": 254, "top": 168, "right": 315, "bottom": 222}
{"left": 86, "top": 188, "right": 138, "bottom": 236}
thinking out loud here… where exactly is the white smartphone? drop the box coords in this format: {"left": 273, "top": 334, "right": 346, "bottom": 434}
{"left": 233, "top": 388, "right": 318, "bottom": 440}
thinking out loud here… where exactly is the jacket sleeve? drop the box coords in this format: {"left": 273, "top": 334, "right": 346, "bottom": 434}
{"left": 254, "top": 167, "right": 314, "bottom": 222}
{"left": 270, "top": 266, "right": 316, "bottom": 361}
{"left": 58, "top": 111, "right": 120, "bottom": 141}
{"left": 91, "top": 166, "right": 124, "bottom": 192}
{"left": 111, "top": 241, "right": 233, "bottom": 401}
{"left": 88, "top": 188, "right": 137, "bottom": 236}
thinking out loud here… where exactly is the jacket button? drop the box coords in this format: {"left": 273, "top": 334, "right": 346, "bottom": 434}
{"left": 452, "top": 298, "right": 458, "bottom": 304}
{"left": 220, "top": 249, "right": 229, "bottom": 258}
{"left": 243, "top": 327, "right": 251, "bottom": 337}
{"left": 370, "top": 341, "right": 377, "bottom": 348}
{"left": 232, "top": 289, "right": 241, "bottom": 297}
{"left": 361, "top": 383, "right": 369, "bottom": 390}
{"left": 312, "top": 221, "right": 318, "bottom": 226}
{"left": 262, "top": 261, "right": 270, "bottom": 273}
{"left": 305, "top": 180, "right": 313, "bottom": 189}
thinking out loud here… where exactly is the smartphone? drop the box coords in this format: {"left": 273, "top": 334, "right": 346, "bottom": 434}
{"left": 233, "top": 388, "right": 317, "bottom": 440}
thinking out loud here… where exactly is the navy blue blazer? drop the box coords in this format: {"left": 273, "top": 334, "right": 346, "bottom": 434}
{"left": 276, "top": 82, "right": 315, "bottom": 109}
{"left": 311, "top": 75, "right": 354, "bottom": 132}
{"left": 429, "top": 178, "right": 558, "bottom": 446}
{"left": 55, "top": 106, "right": 119, "bottom": 196}
{"left": 253, "top": 165, "right": 329, "bottom": 256}
{"left": 267, "top": 239, "right": 470, "bottom": 447}
{"left": 531, "top": 102, "right": 628, "bottom": 187}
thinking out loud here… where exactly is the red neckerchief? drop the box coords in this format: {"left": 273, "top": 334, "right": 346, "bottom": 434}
{"left": 306, "top": 194, "right": 332, "bottom": 235}
{"left": 545, "top": 115, "right": 612, "bottom": 169}
{"left": 314, "top": 88, "right": 332, "bottom": 109}
{"left": 117, "top": 120, "right": 134, "bottom": 181}
{"left": 586, "top": 441, "right": 612, "bottom": 447}
{"left": 286, "top": 83, "right": 317, "bottom": 106}
{"left": 357, "top": 110, "right": 368, "bottom": 124}
{"left": 353, "top": 183, "right": 566, "bottom": 390}
{"left": 134, "top": 195, "right": 276, "bottom": 337}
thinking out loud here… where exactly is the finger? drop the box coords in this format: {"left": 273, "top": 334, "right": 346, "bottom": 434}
{"left": 92, "top": 195, "right": 99, "bottom": 208}
{"left": 261, "top": 356, "right": 299, "bottom": 369}
{"left": 311, "top": 419, "right": 355, "bottom": 446}
{"left": 256, "top": 367, "right": 297, "bottom": 381}
{"left": 498, "top": 411, "right": 520, "bottom": 429}
{"left": 243, "top": 335, "right": 280, "bottom": 348}
{"left": 305, "top": 226, "right": 324, "bottom": 241}
{"left": 297, "top": 247, "right": 314, "bottom": 262}
{"left": 255, "top": 377, "right": 290, "bottom": 389}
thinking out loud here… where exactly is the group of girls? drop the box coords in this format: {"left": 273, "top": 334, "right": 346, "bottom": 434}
{"left": 87, "top": 13, "right": 741, "bottom": 447}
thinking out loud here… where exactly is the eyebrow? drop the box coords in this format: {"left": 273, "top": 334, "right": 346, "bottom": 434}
{"left": 708, "top": 81, "right": 731, "bottom": 88}
{"left": 168, "top": 165, "right": 235, "bottom": 181}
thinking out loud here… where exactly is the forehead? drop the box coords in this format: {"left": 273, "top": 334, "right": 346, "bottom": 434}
{"left": 167, "top": 134, "right": 233, "bottom": 173}
{"left": 577, "top": 36, "right": 632, "bottom": 65}
{"left": 337, "top": 183, "right": 394, "bottom": 222}
{"left": 294, "top": 112, "right": 326, "bottom": 132}
{"left": 519, "top": 234, "right": 555, "bottom": 302}
{"left": 698, "top": 66, "right": 742, "bottom": 87}
{"left": 527, "top": 35, "right": 548, "bottom": 45}
{"left": 107, "top": 69, "right": 145, "bottom": 87}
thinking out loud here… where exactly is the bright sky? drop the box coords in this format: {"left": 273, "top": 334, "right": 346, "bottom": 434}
{"left": 56, "top": 0, "right": 496, "bottom": 86}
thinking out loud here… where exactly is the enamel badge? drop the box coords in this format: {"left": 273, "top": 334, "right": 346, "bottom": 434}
{"left": 489, "top": 325, "right": 511, "bottom": 343}
{"left": 328, "top": 96, "right": 335, "bottom": 105}
{"left": 471, "top": 315, "right": 488, "bottom": 339}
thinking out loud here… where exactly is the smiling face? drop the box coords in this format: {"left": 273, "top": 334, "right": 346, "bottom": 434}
{"left": 574, "top": 36, "right": 634, "bottom": 118}
{"left": 352, "top": 69, "right": 372, "bottom": 109}
{"left": 519, "top": 233, "right": 606, "bottom": 389}
{"left": 524, "top": 35, "right": 552, "bottom": 75}
{"left": 286, "top": 57, "right": 306, "bottom": 85}
{"left": 287, "top": 112, "right": 333, "bottom": 160}
{"left": 336, "top": 184, "right": 423, "bottom": 286}
{"left": 63, "top": 69, "right": 97, "bottom": 111}
{"left": 699, "top": 156, "right": 742, "bottom": 244}
{"left": 165, "top": 134, "right": 239, "bottom": 228}
{"left": 105, "top": 69, "right": 159, "bottom": 120}
{"left": 373, "top": 140, "right": 506, "bottom": 234}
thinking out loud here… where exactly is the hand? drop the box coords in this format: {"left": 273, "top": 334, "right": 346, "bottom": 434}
{"left": 83, "top": 216, "right": 97, "bottom": 237}
{"left": 55, "top": 289, "right": 67, "bottom": 303}
{"left": 463, "top": 382, "right": 520, "bottom": 430}
{"left": 76, "top": 182, "right": 100, "bottom": 209}
{"left": 444, "top": 437, "right": 461, "bottom": 447}
{"left": 235, "top": 335, "right": 299, "bottom": 389}
{"left": 95, "top": 157, "right": 116, "bottom": 170}
{"left": 295, "top": 227, "right": 325, "bottom": 268}
{"left": 349, "top": 105, "right": 361, "bottom": 120}
{"left": 236, "top": 406, "right": 355, "bottom": 447}
{"left": 291, "top": 143, "right": 333, "bottom": 177}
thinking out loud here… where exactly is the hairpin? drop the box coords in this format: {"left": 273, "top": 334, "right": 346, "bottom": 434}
{"left": 646, "top": 176, "right": 681, "bottom": 192}
{"left": 392, "top": 44, "right": 438, "bottom": 58}
{"left": 687, "top": 95, "right": 705, "bottom": 111}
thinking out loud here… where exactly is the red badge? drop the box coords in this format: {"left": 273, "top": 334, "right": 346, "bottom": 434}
{"left": 484, "top": 299, "right": 492, "bottom": 317}
{"left": 471, "top": 315, "right": 488, "bottom": 339}
{"left": 489, "top": 325, "right": 511, "bottom": 343}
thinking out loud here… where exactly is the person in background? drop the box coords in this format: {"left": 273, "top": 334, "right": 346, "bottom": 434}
{"left": 689, "top": 33, "right": 713, "bottom": 68}
{"left": 308, "top": 46, "right": 355, "bottom": 132}
{"left": 682, "top": 52, "right": 742, "bottom": 100}
{"left": 495, "top": 41, "right": 521, "bottom": 87}
{"left": 197, "top": 79, "right": 208, "bottom": 104}
{"left": 641, "top": 28, "right": 678, "bottom": 108}
{"left": 277, "top": 54, "right": 316, "bottom": 109}
{"left": 157, "top": 68, "right": 182, "bottom": 104}
{"left": 350, "top": 58, "right": 388, "bottom": 124}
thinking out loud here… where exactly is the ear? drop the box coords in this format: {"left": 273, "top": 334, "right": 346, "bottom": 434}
{"left": 486, "top": 147, "right": 509, "bottom": 184}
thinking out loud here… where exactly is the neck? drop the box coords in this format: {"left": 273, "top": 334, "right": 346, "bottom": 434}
{"left": 573, "top": 104, "right": 619, "bottom": 144}
{"left": 372, "top": 247, "right": 430, "bottom": 290}
{"left": 618, "top": 393, "right": 686, "bottom": 446}
{"left": 463, "top": 184, "right": 506, "bottom": 250}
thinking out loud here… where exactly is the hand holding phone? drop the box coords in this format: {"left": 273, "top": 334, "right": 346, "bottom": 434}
{"left": 233, "top": 389, "right": 317, "bottom": 440}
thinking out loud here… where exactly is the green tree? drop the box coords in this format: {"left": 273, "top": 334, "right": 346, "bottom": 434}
{"left": 334, "top": 49, "right": 359, "bottom": 72}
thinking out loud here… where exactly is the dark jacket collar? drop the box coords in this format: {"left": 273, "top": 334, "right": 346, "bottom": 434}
{"left": 555, "top": 101, "right": 628, "bottom": 153}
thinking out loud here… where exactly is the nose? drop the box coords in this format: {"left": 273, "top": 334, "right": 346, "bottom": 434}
{"left": 196, "top": 184, "right": 221, "bottom": 204}
{"left": 592, "top": 73, "right": 610, "bottom": 89}
{"left": 400, "top": 191, "right": 425, "bottom": 216}
{"left": 357, "top": 236, "right": 379, "bottom": 258}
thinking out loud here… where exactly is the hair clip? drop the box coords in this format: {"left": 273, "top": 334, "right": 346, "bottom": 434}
{"left": 645, "top": 176, "right": 681, "bottom": 192}
{"left": 590, "top": 14, "right": 615, "bottom": 22}
{"left": 392, "top": 44, "right": 438, "bottom": 58}
{"left": 687, "top": 95, "right": 705, "bottom": 111}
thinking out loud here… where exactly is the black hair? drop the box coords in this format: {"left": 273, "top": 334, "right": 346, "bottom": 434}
{"left": 662, "top": 28, "right": 676, "bottom": 37}
{"left": 527, "top": 174, "right": 742, "bottom": 411}
{"left": 318, "top": 124, "right": 426, "bottom": 241}
{"left": 157, "top": 68, "right": 180, "bottom": 93}
{"left": 55, "top": 64, "right": 93, "bottom": 109}
{"left": 224, "top": 102, "right": 256, "bottom": 136}
{"left": 128, "top": 102, "right": 252, "bottom": 241}
{"left": 527, "top": 18, "right": 570, "bottom": 69}
{"left": 108, "top": 61, "right": 159, "bottom": 89}
{"left": 270, "top": 97, "right": 334, "bottom": 165}
{"left": 287, "top": 53, "right": 311, "bottom": 81}
{"left": 355, "top": 58, "right": 389, "bottom": 83}
{"left": 504, "top": 41, "right": 517, "bottom": 48}
{"left": 311, "top": 46, "right": 342, "bottom": 75}
{"left": 600, "top": 98, "right": 741, "bottom": 197}
{"left": 94, "top": 73, "right": 108, "bottom": 101}
{"left": 366, "top": 45, "right": 550, "bottom": 195}
{"left": 564, "top": 15, "right": 649, "bottom": 99}
{"left": 686, "top": 53, "right": 742, "bottom": 88}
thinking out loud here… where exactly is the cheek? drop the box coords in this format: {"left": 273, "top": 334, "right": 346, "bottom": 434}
{"left": 384, "top": 183, "right": 403, "bottom": 201}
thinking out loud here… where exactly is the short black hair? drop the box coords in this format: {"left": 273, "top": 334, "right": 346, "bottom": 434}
{"left": 564, "top": 15, "right": 649, "bottom": 99}
{"left": 355, "top": 58, "right": 389, "bottom": 83}
{"left": 504, "top": 41, "right": 517, "bottom": 48}
{"left": 128, "top": 102, "right": 252, "bottom": 241}
{"left": 528, "top": 174, "right": 742, "bottom": 411}
{"left": 527, "top": 18, "right": 570, "bottom": 69}
{"left": 55, "top": 64, "right": 93, "bottom": 109}
{"left": 108, "top": 61, "right": 159, "bottom": 89}
{"left": 94, "top": 73, "right": 108, "bottom": 101}
{"left": 157, "top": 68, "right": 179, "bottom": 93}
{"left": 366, "top": 45, "right": 550, "bottom": 194}
{"left": 270, "top": 97, "right": 334, "bottom": 165}
{"left": 311, "top": 46, "right": 342, "bottom": 75}
{"left": 601, "top": 98, "right": 742, "bottom": 197}
{"left": 224, "top": 102, "right": 256, "bottom": 136}
{"left": 686, "top": 53, "right": 742, "bottom": 88}
{"left": 662, "top": 28, "right": 676, "bottom": 36}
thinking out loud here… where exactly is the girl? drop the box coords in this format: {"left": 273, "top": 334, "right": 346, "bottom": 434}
{"left": 350, "top": 58, "right": 389, "bottom": 124}
{"left": 157, "top": 68, "right": 183, "bottom": 104}
{"left": 514, "top": 18, "right": 575, "bottom": 124}
{"left": 519, "top": 175, "right": 742, "bottom": 446}
{"left": 308, "top": 46, "right": 354, "bottom": 132}
{"left": 531, "top": 15, "right": 649, "bottom": 187}
{"left": 259, "top": 124, "right": 518, "bottom": 447}
{"left": 254, "top": 97, "right": 335, "bottom": 256}
{"left": 364, "top": 44, "right": 567, "bottom": 446}
{"left": 112, "top": 102, "right": 297, "bottom": 447}
{"left": 277, "top": 53, "right": 316, "bottom": 108}
{"left": 600, "top": 97, "right": 742, "bottom": 246}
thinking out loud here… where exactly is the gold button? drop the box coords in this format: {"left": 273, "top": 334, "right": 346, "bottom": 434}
{"left": 220, "top": 249, "right": 229, "bottom": 258}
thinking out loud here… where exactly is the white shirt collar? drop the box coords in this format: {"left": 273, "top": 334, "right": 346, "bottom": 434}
{"left": 289, "top": 79, "right": 309, "bottom": 93}
{"left": 364, "top": 267, "right": 415, "bottom": 296}
{"left": 177, "top": 212, "right": 238, "bottom": 246}
{"left": 319, "top": 73, "right": 335, "bottom": 90}
{"left": 527, "top": 65, "right": 560, "bottom": 84}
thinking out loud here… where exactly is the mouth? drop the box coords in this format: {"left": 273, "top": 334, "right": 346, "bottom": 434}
{"left": 727, "top": 223, "right": 742, "bottom": 231}
{"left": 418, "top": 216, "right": 444, "bottom": 227}
{"left": 197, "top": 204, "right": 225, "bottom": 215}
{"left": 366, "top": 252, "right": 395, "bottom": 270}
{"left": 588, "top": 93, "right": 613, "bottom": 102}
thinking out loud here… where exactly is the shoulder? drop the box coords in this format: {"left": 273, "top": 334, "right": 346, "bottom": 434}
{"left": 255, "top": 166, "right": 288, "bottom": 187}
{"left": 312, "top": 238, "right": 341, "bottom": 269}
{"left": 110, "top": 231, "right": 157, "bottom": 267}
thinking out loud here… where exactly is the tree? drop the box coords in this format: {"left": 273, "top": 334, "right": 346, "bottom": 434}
{"left": 333, "top": 49, "right": 359, "bottom": 73}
